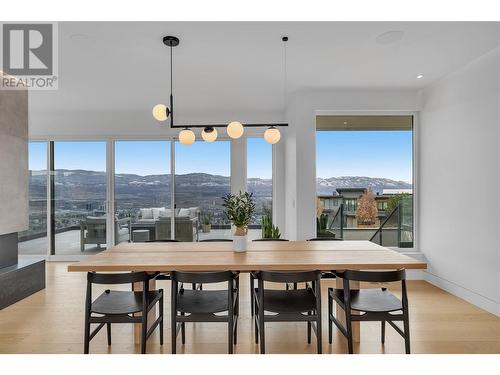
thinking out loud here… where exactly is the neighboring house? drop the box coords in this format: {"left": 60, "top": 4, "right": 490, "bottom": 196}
{"left": 318, "top": 188, "right": 413, "bottom": 228}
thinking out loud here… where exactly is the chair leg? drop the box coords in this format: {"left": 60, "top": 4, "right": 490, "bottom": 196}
{"left": 106, "top": 323, "right": 111, "bottom": 346}
{"left": 316, "top": 314, "right": 322, "bottom": 354}
{"left": 345, "top": 314, "right": 353, "bottom": 354}
{"left": 307, "top": 311, "right": 312, "bottom": 344}
{"left": 254, "top": 315, "right": 259, "bottom": 344}
{"left": 258, "top": 313, "right": 265, "bottom": 354}
{"left": 250, "top": 275, "right": 254, "bottom": 316}
{"left": 159, "top": 293, "right": 164, "bottom": 346}
{"left": 84, "top": 317, "right": 90, "bottom": 354}
{"left": 404, "top": 314, "right": 411, "bottom": 354}
{"left": 328, "top": 294, "right": 333, "bottom": 344}
{"left": 381, "top": 320, "right": 385, "bottom": 344}
{"left": 181, "top": 312, "right": 186, "bottom": 345}
{"left": 141, "top": 314, "right": 148, "bottom": 354}
{"left": 233, "top": 315, "right": 238, "bottom": 345}
{"left": 228, "top": 314, "right": 234, "bottom": 354}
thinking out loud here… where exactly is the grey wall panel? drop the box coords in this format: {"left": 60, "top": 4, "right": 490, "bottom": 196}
{"left": 0, "top": 82, "right": 28, "bottom": 236}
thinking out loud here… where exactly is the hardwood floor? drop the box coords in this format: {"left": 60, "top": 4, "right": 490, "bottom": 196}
{"left": 0, "top": 262, "right": 498, "bottom": 354}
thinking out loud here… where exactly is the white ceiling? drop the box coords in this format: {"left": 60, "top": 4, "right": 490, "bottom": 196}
{"left": 29, "top": 21, "right": 500, "bottom": 133}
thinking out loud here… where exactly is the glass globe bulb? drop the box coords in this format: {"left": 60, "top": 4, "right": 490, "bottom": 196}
{"left": 226, "top": 121, "right": 244, "bottom": 139}
{"left": 179, "top": 128, "right": 195, "bottom": 145}
{"left": 264, "top": 127, "right": 281, "bottom": 144}
{"left": 152, "top": 104, "right": 168, "bottom": 121}
{"left": 201, "top": 127, "right": 218, "bottom": 142}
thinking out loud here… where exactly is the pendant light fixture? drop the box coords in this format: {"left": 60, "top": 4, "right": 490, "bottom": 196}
{"left": 201, "top": 126, "right": 218, "bottom": 142}
{"left": 152, "top": 35, "right": 288, "bottom": 145}
{"left": 226, "top": 121, "right": 244, "bottom": 139}
{"left": 263, "top": 36, "right": 288, "bottom": 144}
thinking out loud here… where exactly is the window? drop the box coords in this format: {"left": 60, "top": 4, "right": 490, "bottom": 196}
{"left": 344, "top": 198, "right": 357, "bottom": 212}
{"left": 115, "top": 141, "right": 171, "bottom": 243}
{"left": 377, "top": 201, "right": 388, "bottom": 211}
{"left": 247, "top": 138, "right": 273, "bottom": 239}
{"left": 316, "top": 115, "right": 413, "bottom": 247}
{"left": 54, "top": 141, "right": 107, "bottom": 254}
{"left": 18, "top": 142, "right": 48, "bottom": 255}
{"left": 175, "top": 141, "right": 231, "bottom": 241}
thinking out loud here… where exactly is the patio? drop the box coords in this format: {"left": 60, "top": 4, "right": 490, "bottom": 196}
{"left": 18, "top": 228, "right": 263, "bottom": 256}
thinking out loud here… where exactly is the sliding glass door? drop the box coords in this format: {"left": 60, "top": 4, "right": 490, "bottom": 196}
{"left": 115, "top": 141, "right": 171, "bottom": 243}
{"left": 53, "top": 141, "right": 107, "bottom": 255}
{"left": 247, "top": 138, "right": 273, "bottom": 240}
{"left": 174, "top": 140, "right": 231, "bottom": 241}
{"left": 18, "top": 142, "right": 48, "bottom": 255}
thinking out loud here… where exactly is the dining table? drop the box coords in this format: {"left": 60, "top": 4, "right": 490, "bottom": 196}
{"left": 68, "top": 240, "right": 426, "bottom": 344}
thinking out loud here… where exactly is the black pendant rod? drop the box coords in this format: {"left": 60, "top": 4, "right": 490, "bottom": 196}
{"left": 169, "top": 43, "right": 174, "bottom": 128}
{"left": 170, "top": 123, "right": 288, "bottom": 129}
{"left": 163, "top": 35, "right": 288, "bottom": 129}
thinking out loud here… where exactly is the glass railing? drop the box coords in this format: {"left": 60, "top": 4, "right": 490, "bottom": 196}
{"left": 328, "top": 204, "right": 344, "bottom": 239}
{"left": 370, "top": 196, "right": 413, "bottom": 248}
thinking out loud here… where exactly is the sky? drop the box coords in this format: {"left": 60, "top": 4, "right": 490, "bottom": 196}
{"left": 316, "top": 130, "right": 413, "bottom": 183}
{"left": 28, "top": 138, "right": 273, "bottom": 178}
{"left": 28, "top": 131, "right": 411, "bottom": 181}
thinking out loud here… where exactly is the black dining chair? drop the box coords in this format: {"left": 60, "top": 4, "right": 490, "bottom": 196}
{"left": 84, "top": 271, "right": 163, "bottom": 354}
{"left": 170, "top": 271, "right": 240, "bottom": 354}
{"left": 307, "top": 238, "right": 339, "bottom": 280}
{"left": 147, "top": 239, "right": 179, "bottom": 282}
{"left": 198, "top": 239, "right": 233, "bottom": 242}
{"left": 328, "top": 269, "right": 410, "bottom": 354}
{"left": 249, "top": 238, "right": 292, "bottom": 315}
{"left": 252, "top": 270, "right": 322, "bottom": 354}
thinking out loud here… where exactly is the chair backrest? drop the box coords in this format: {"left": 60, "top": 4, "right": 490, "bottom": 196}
{"left": 170, "top": 270, "right": 236, "bottom": 284}
{"left": 307, "top": 237, "right": 342, "bottom": 241}
{"left": 199, "top": 239, "right": 232, "bottom": 242}
{"left": 87, "top": 271, "right": 151, "bottom": 285}
{"left": 334, "top": 269, "right": 406, "bottom": 283}
{"left": 254, "top": 270, "right": 321, "bottom": 284}
{"left": 252, "top": 238, "right": 289, "bottom": 241}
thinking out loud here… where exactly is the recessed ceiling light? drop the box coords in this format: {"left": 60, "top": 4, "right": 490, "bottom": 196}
{"left": 376, "top": 30, "right": 404, "bottom": 45}
{"left": 417, "top": 74, "right": 424, "bottom": 79}
{"left": 343, "top": 121, "right": 348, "bottom": 125}
{"left": 69, "top": 33, "right": 89, "bottom": 41}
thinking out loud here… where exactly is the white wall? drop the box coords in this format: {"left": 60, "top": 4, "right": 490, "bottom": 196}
{"left": 419, "top": 47, "right": 500, "bottom": 316}
{"left": 279, "top": 89, "right": 422, "bottom": 240}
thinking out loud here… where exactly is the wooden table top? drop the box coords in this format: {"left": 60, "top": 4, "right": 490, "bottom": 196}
{"left": 68, "top": 240, "right": 426, "bottom": 272}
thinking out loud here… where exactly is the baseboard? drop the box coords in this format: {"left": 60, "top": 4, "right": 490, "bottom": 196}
{"left": 424, "top": 271, "right": 500, "bottom": 317}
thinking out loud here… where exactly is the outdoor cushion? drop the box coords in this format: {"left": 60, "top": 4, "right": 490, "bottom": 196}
{"left": 178, "top": 208, "right": 191, "bottom": 217}
{"left": 140, "top": 208, "right": 153, "bottom": 219}
{"left": 152, "top": 207, "right": 166, "bottom": 220}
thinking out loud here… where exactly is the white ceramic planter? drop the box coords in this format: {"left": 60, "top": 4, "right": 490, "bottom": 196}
{"left": 232, "top": 235, "right": 248, "bottom": 252}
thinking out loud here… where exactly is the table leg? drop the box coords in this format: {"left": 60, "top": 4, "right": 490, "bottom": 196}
{"left": 335, "top": 276, "right": 360, "bottom": 342}
{"left": 133, "top": 278, "right": 157, "bottom": 344}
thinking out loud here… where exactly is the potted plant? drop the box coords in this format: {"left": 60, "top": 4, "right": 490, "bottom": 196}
{"left": 222, "top": 191, "right": 255, "bottom": 252}
{"left": 201, "top": 214, "right": 211, "bottom": 233}
{"left": 261, "top": 214, "right": 281, "bottom": 239}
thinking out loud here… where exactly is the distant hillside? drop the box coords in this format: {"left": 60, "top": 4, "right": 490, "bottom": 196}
{"left": 29, "top": 170, "right": 411, "bottom": 197}
{"left": 317, "top": 176, "right": 412, "bottom": 195}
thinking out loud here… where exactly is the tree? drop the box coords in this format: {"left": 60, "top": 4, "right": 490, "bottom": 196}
{"left": 385, "top": 193, "right": 410, "bottom": 216}
{"left": 355, "top": 189, "right": 377, "bottom": 225}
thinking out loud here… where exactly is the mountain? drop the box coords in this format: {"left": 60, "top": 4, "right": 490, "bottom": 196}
{"left": 316, "top": 176, "right": 412, "bottom": 195}
{"left": 29, "top": 170, "right": 410, "bottom": 197}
